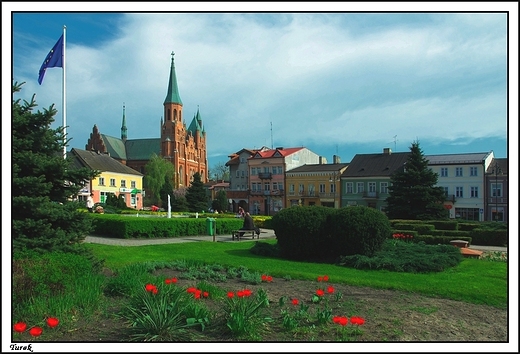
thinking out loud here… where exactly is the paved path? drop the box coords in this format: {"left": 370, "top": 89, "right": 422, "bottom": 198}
{"left": 83, "top": 229, "right": 277, "bottom": 246}
{"left": 83, "top": 229, "right": 506, "bottom": 253}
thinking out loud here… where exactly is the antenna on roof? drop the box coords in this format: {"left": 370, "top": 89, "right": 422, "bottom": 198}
{"left": 387, "top": 135, "right": 398, "bottom": 151}
{"left": 270, "top": 122, "right": 273, "bottom": 149}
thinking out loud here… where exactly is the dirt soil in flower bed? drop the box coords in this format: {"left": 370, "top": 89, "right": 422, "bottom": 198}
{"left": 45, "top": 268, "right": 507, "bottom": 343}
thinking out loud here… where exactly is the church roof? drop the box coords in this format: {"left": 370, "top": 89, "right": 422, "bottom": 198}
{"left": 164, "top": 52, "right": 182, "bottom": 105}
{"left": 125, "top": 138, "right": 161, "bottom": 160}
{"left": 99, "top": 134, "right": 127, "bottom": 160}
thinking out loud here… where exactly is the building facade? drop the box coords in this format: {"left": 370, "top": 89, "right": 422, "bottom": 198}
{"left": 69, "top": 148, "right": 144, "bottom": 209}
{"left": 285, "top": 156, "right": 348, "bottom": 208}
{"left": 485, "top": 157, "right": 508, "bottom": 222}
{"left": 427, "top": 152, "right": 494, "bottom": 221}
{"left": 85, "top": 52, "right": 208, "bottom": 191}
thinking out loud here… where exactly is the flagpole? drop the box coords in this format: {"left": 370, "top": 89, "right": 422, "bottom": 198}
{"left": 62, "top": 25, "right": 67, "bottom": 159}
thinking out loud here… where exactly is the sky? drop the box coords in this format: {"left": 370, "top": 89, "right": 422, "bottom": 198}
{"left": 5, "top": 3, "right": 518, "bottom": 173}
{"left": 3, "top": 3, "right": 519, "bottom": 352}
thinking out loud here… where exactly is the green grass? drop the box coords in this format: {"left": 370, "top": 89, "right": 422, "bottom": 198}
{"left": 84, "top": 239, "right": 507, "bottom": 309}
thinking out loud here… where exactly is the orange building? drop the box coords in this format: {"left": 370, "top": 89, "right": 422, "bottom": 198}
{"left": 86, "top": 52, "right": 208, "bottom": 189}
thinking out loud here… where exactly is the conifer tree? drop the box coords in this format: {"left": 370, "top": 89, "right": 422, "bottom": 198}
{"left": 12, "top": 82, "right": 99, "bottom": 254}
{"left": 385, "top": 141, "right": 449, "bottom": 220}
{"left": 185, "top": 172, "right": 209, "bottom": 212}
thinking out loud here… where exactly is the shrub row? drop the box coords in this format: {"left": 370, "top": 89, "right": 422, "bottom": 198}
{"left": 90, "top": 215, "right": 244, "bottom": 239}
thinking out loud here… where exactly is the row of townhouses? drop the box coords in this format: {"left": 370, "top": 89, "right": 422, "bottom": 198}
{"left": 226, "top": 147, "right": 508, "bottom": 222}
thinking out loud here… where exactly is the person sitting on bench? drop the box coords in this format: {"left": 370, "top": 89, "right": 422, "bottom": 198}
{"left": 239, "top": 212, "right": 257, "bottom": 238}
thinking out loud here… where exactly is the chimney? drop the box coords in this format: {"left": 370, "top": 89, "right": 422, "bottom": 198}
{"left": 319, "top": 156, "right": 328, "bottom": 164}
{"left": 383, "top": 148, "right": 392, "bottom": 155}
{"left": 333, "top": 155, "right": 341, "bottom": 164}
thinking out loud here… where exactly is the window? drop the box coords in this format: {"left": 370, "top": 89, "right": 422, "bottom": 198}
{"left": 330, "top": 184, "right": 336, "bottom": 194}
{"left": 380, "top": 182, "right": 388, "bottom": 194}
{"left": 289, "top": 184, "right": 295, "bottom": 193}
{"left": 109, "top": 178, "right": 116, "bottom": 187}
{"left": 264, "top": 183, "right": 270, "bottom": 191}
{"left": 470, "top": 186, "right": 478, "bottom": 198}
{"left": 241, "top": 170, "right": 245, "bottom": 178}
{"left": 131, "top": 181, "right": 136, "bottom": 188}
{"left": 308, "top": 184, "right": 315, "bottom": 196}
{"left": 470, "top": 167, "right": 477, "bottom": 176}
{"left": 251, "top": 167, "right": 256, "bottom": 175}
{"left": 492, "top": 183, "right": 502, "bottom": 197}
{"left": 121, "top": 180, "right": 126, "bottom": 188}
{"left": 100, "top": 191, "right": 108, "bottom": 203}
{"left": 441, "top": 168, "right": 448, "bottom": 177}
{"left": 236, "top": 171, "right": 240, "bottom": 178}
{"left": 455, "top": 186, "right": 463, "bottom": 198}
{"left": 98, "top": 177, "right": 105, "bottom": 186}
{"left": 356, "top": 182, "right": 364, "bottom": 193}
{"left": 443, "top": 186, "right": 449, "bottom": 196}
{"left": 299, "top": 184, "right": 304, "bottom": 194}
{"left": 456, "top": 167, "right": 463, "bottom": 177}
{"left": 240, "top": 157, "right": 246, "bottom": 164}
{"left": 319, "top": 183, "right": 326, "bottom": 193}
{"left": 346, "top": 182, "right": 353, "bottom": 194}
{"left": 368, "top": 182, "right": 376, "bottom": 193}
{"left": 263, "top": 167, "right": 270, "bottom": 173}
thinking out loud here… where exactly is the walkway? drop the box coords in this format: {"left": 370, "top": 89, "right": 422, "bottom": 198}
{"left": 83, "top": 230, "right": 506, "bottom": 253}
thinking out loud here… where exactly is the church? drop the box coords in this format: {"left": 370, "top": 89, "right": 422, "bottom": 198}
{"left": 85, "top": 52, "right": 208, "bottom": 189}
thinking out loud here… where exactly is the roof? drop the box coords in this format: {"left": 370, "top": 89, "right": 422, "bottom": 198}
{"left": 252, "top": 147, "right": 304, "bottom": 159}
{"left": 225, "top": 148, "right": 262, "bottom": 166}
{"left": 287, "top": 163, "right": 349, "bottom": 174}
{"left": 164, "top": 54, "right": 182, "bottom": 105}
{"left": 125, "top": 138, "right": 161, "bottom": 160}
{"left": 343, "top": 152, "right": 411, "bottom": 177}
{"left": 99, "top": 134, "right": 127, "bottom": 160}
{"left": 70, "top": 148, "right": 143, "bottom": 176}
{"left": 485, "top": 158, "right": 508, "bottom": 174}
{"left": 425, "top": 152, "right": 491, "bottom": 165}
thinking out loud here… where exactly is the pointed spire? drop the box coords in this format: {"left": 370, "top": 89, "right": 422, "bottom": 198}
{"left": 188, "top": 107, "right": 203, "bottom": 134}
{"left": 164, "top": 51, "right": 183, "bottom": 105}
{"left": 121, "top": 103, "right": 127, "bottom": 141}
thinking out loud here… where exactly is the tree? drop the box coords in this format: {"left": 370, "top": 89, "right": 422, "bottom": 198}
{"left": 385, "top": 141, "right": 449, "bottom": 220}
{"left": 211, "top": 189, "right": 229, "bottom": 213}
{"left": 170, "top": 187, "right": 189, "bottom": 212}
{"left": 210, "top": 161, "right": 229, "bottom": 181}
{"left": 12, "top": 82, "right": 99, "bottom": 254}
{"left": 185, "top": 172, "right": 210, "bottom": 212}
{"left": 159, "top": 174, "right": 174, "bottom": 209}
{"left": 144, "top": 153, "right": 174, "bottom": 207}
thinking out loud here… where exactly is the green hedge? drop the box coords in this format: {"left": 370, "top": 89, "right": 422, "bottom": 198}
{"left": 393, "top": 223, "right": 435, "bottom": 234}
{"left": 414, "top": 235, "right": 472, "bottom": 245}
{"left": 426, "top": 220, "right": 458, "bottom": 230}
{"left": 90, "top": 215, "right": 244, "bottom": 239}
{"left": 469, "top": 229, "right": 508, "bottom": 246}
{"left": 457, "top": 223, "right": 481, "bottom": 232}
{"left": 430, "top": 230, "right": 471, "bottom": 238}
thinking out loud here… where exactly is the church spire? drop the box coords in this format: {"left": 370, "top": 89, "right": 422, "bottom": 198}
{"left": 164, "top": 51, "right": 183, "bottom": 105}
{"left": 121, "top": 103, "right": 127, "bottom": 141}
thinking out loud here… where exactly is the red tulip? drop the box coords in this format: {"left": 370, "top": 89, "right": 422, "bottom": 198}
{"left": 292, "top": 298, "right": 299, "bottom": 305}
{"left": 261, "top": 274, "right": 267, "bottom": 281}
{"left": 339, "top": 317, "right": 348, "bottom": 326}
{"left": 152, "top": 288, "right": 158, "bottom": 294}
{"left": 46, "top": 317, "right": 59, "bottom": 328}
{"left": 350, "top": 316, "right": 365, "bottom": 325}
{"left": 317, "top": 276, "right": 323, "bottom": 282}
{"left": 13, "top": 322, "right": 27, "bottom": 333}
{"left": 172, "top": 278, "right": 178, "bottom": 283}
{"left": 243, "top": 289, "right": 252, "bottom": 297}
{"left": 332, "top": 316, "right": 341, "bottom": 323}
{"left": 323, "top": 275, "right": 329, "bottom": 282}
{"left": 145, "top": 284, "right": 156, "bottom": 292}
{"left": 29, "top": 326, "right": 43, "bottom": 337}
{"left": 227, "top": 292, "right": 234, "bottom": 298}
{"left": 203, "top": 291, "right": 209, "bottom": 298}
{"left": 316, "top": 289, "right": 325, "bottom": 296}
{"left": 327, "top": 285, "right": 334, "bottom": 294}
{"left": 267, "top": 275, "right": 273, "bottom": 282}
{"left": 165, "top": 279, "right": 171, "bottom": 284}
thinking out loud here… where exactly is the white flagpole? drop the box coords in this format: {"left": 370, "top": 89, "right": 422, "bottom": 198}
{"left": 62, "top": 25, "right": 67, "bottom": 159}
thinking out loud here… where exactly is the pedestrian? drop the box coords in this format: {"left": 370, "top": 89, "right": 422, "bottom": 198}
{"left": 238, "top": 206, "right": 245, "bottom": 218}
{"left": 239, "top": 211, "right": 255, "bottom": 238}
{"left": 86, "top": 193, "right": 94, "bottom": 213}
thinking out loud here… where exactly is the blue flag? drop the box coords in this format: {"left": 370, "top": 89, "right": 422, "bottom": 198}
{"left": 38, "top": 35, "right": 64, "bottom": 85}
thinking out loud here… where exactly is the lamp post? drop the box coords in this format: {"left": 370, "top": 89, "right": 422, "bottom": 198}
{"left": 492, "top": 161, "right": 502, "bottom": 222}
{"left": 329, "top": 173, "right": 339, "bottom": 208}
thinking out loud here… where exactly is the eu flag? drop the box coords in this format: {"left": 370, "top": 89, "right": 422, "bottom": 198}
{"left": 38, "top": 35, "right": 64, "bottom": 85}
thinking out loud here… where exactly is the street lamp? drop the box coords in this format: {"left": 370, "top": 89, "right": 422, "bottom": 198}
{"left": 329, "top": 173, "right": 339, "bottom": 208}
{"left": 492, "top": 161, "right": 502, "bottom": 222}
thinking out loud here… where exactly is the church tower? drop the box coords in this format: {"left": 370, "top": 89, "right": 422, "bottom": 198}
{"left": 161, "top": 52, "right": 207, "bottom": 188}
{"left": 121, "top": 103, "right": 127, "bottom": 142}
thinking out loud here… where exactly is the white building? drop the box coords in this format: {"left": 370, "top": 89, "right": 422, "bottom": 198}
{"left": 427, "top": 152, "right": 494, "bottom": 221}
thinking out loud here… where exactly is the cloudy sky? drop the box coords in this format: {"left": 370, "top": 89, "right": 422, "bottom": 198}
{"left": 6, "top": 3, "right": 517, "bottom": 173}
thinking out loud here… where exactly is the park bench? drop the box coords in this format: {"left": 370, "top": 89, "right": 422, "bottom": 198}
{"left": 231, "top": 229, "right": 260, "bottom": 241}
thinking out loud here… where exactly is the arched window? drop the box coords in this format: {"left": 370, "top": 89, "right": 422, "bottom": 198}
{"left": 179, "top": 166, "right": 183, "bottom": 185}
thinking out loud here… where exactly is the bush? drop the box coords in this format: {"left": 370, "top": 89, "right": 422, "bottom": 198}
{"left": 393, "top": 223, "right": 435, "bottom": 235}
{"left": 329, "top": 206, "right": 392, "bottom": 258}
{"left": 249, "top": 241, "right": 280, "bottom": 258}
{"left": 469, "top": 228, "right": 508, "bottom": 247}
{"left": 337, "top": 239, "right": 463, "bottom": 273}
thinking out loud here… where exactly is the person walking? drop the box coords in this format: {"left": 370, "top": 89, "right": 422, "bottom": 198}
{"left": 86, "top": 193, "right": 95, "bottom": 213}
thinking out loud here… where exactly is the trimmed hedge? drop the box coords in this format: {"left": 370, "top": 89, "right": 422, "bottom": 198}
{"left": 430, "top": 230, "right": 471, "bottom": 238}
{"left": 90, "top": 214, "right": 244, "bottom": 239}
{"left": 414, "top": 235, "right": 472, "bottom": 245}
{"left": 393, "top": 223, "right": 435, "bottom": 235}
{"left": 426, "top": 220, "right": 458, "bottom": 230}
{"left": 470, "top": 229, "right": 508, "bottom": 246}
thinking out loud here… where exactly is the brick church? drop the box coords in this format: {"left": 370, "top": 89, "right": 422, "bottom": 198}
{"left": 86, "top": 52, "right": 208, "bottom": 189}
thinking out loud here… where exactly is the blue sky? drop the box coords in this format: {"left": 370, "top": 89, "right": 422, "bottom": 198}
{"left": 6, "top": 3, "right": 517, "bottom": 174}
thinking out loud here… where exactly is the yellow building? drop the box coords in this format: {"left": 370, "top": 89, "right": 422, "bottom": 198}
{"left": 285, "top": 159, "right": 349, "bottom": 208}
{"left": 70, "top": 148, "right": 144, "bottom": 209}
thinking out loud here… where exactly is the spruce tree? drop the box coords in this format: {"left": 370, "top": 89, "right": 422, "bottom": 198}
{"left": 12, "top": 82, "right": 99, "bottom": 254}
{"left": 385, "top": 141, "right": 449, "bottom": 220}
{"left": 185, "top": 172, "right": 210, "bottom": 212}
